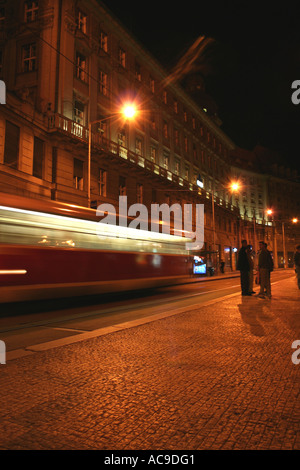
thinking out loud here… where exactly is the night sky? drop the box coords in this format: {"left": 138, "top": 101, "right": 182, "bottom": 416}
{"left": 100, "top": 0, "right": 300, "bottom": 172}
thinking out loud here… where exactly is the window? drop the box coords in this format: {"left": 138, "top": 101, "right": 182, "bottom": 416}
{"left": 74, "top": 100, "right": 85, "bottom": 125}
{"left": 184, "top": 135, "right": 188, "bottom": 153}
{"left": 135, "top": 137, "right": 143, "bottom": 155}
{"left": 118, "top": 129, "right": 126, "bottom": 147}
{"left": 119, "top": 176, "right": 126, "bottom": 195}
{"left": 99, "top": 70, "right": 108, "bottom": 96}
{"left": 174, "top": 129, "right": 179, "bottom": 147}
{"left": 77, "top": 10, "right": 87, "bottom": 34}
{"left": 174, "top": 159, "right": 180, "bottom": 176}
{"left": 99, "top": 169, "right": 107, "bottom": 196}
{"left": 183, "top": 110, "right": 187, "bottom": 122}
{"left": 150, "top": 114, "right": 156, "bottom": 131}
{"left": 135, "top": 62, "right": 141, "bottom": 81}
{"left": 193, "top": 143, "right": 197, "bottom": 160}
{"left": 74, "top": 159, "right": 84, "bottom": 190}
{"left": 163, "top": 152, "right": 169, "bottom": 170}
{"left": 21, "top": 43, "right": 36, "bottom": 72}
{"left": 0, "top": 8, "right": 5, "bottom": 29}
{"left": 119, "top": 48, "right": 126, "bottom": 68}
{"left": 76, "top": 52, "right": 88, "bottom": 82}
{"left": 163, "top": 121, "right": 168, "bottom": 139}
{"left": 33, "top": 137, "right": 44, "bottom": 179}
{"left": 24, "top": 1, "right": 38, "bottom": 23}
{"left": 174, "top": 100, "right": 178, "bottom": 114}
{"left": 149, "top": 76, "right": 155, "bottom": 93}
{"left": 150, "top": 146, "right": 157, "bottom": 163}
{"left": 100, "top": 31, "right": 108, "bottom": 52}
{"left": 192, "top": 117, "right": 196, "bottom": 130}
{"left": 137, "top": 184, "right": 143, "bottom": 203}
{"left": 4, "top": 121, "right": 20, "bottom": 169}
{"left": 184, "top": 165, "right": 189, "bottom": 180}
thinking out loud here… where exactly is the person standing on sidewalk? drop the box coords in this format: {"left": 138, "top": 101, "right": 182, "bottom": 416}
{"left": 237, "top": 240, "right": 251, "bottom": 296}
{"left": 246, "top": 245, "right": 255, "bottom": 294}
{"left": 294, "top": 245, "right": 300, "bottom": 289}
{"left": 257, "top": 241, "right": 274, "bottom": 299}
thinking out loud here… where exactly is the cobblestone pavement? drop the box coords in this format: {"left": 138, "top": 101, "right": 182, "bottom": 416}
{"left": 0, "top": 275, "right": 299, "bottom": 450}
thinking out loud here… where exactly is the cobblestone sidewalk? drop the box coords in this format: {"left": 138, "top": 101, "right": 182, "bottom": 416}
{"left": 0, "top": 275, "right": 299, "bottom": 450}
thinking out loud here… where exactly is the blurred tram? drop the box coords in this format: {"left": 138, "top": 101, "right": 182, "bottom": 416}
{"left": 0, "top": 193, "right": 193, "bottom": 303}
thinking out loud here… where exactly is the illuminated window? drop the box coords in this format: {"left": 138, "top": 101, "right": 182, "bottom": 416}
{"left": 21, "top": 43, "right": 36, "bottom": 72}
{"left": 150, "top": 146, "right": 157, "bottom": 162}
{"left": 163, "top": 152, "right": 169, "bottom": 170}
{"left": 185, "top": 165, "right": 189, "bottom": 180}
{"left": 77, "top": 10, "right": 87, "bottom": 34}
{"left": 183, "top": 110, "right": 187, "bottom": 122}
{"left": 99, "top": 70, "right": 108, "bottom": 96}
{"left": 74, "top": 100, "right": 85, "bottom": 125}
{"left": 24, "top": 1, "right": 38, "bottom": 23}
{"left": 100, "top": 31, "right": 108, "bottom": 52}
{"left": 4, "top": 121, "right": 19, "bottom": 169}
{"left": 119, "top": 48, "right": 126, "bottom": 68}
{"left": 174, "top": 159, "right": 180, "bottom": 176}
{"left": 33, "top": 137, "right": 44, "bottom": 179}
{"left": 76, "top": 52, "right": 88, "bottom": 82}
{"left": 163, "top": 121, "right": 168, "bottom": 139}
{"left": 184, "top": 135, "right": 188, "bottom": 153}
{"left": 99, "top": 168, "right": 107, "bottom": 196}
{"left": 135, "top": 137, "right": 143, "bottom": 155}
{"left": 73, "top": 158, "right": 84, "bottom": 190}
{"left": 118, "top": 129, "right": 126, "bottom": 147}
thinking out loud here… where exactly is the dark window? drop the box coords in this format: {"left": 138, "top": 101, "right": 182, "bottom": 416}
{"left": 74, "top": 158, "right": 84, "bottom": 190}
{"left": 33, "top": 137, "right": 44, "bottom": 178}
{"left": 4, "top": 121, "right": 20, "bottom": 169}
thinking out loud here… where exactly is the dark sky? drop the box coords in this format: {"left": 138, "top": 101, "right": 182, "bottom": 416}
{"left": 100, "top": 0, "right": 300, "bottom": 172}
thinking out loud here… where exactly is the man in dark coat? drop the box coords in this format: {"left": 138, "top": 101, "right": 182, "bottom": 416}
{"left": 237, "top": 239, "right": 251, "bottom": 296}
{"left": 294, "top": 245, "right": 300, "bottom": 290}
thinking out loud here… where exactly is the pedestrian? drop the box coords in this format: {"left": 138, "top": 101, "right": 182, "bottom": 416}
{"left": 220, "top": 259, "right": 225, "bottom": 273}
{"left": 237, "top": 239, "right": 251, "bottom": 296}
{"left": 257, "top": 241, "right": 273, "bottom": 299}
{"left": 246, "top": 245, "right": 255, "bottom": 294}
{"left": 294, "top": 245, "right": 300, "bottom": 290}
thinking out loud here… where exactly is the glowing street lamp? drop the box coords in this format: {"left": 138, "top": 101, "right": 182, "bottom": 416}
{"left": 88, "top": 103, "right": 137, "bottom": 207}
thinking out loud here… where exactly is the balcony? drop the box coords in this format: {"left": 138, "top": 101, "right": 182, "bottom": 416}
{"left": 47, "top": 113, "right": 237, "bottom": 213}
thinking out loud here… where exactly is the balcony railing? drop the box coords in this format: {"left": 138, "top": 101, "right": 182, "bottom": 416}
{"left": 48, "top": 113, "right": 237, "bottom": 213}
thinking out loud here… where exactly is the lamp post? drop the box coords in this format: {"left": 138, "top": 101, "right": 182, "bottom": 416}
{"left": 87, "top": 104, "right": 137, "bottom": 207}
{"left": 266, "top": 210, "right": 298, "bottom": 269}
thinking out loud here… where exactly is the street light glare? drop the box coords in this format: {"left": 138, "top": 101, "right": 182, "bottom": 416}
{"left": 267, "top": 209, "right": 273, "bottom": 215}
{"left": 231, "top": 182, "right": 240, "bottom": 192}
{"left": 122, "top": 104, "right": 136, "bottom": 119}
{"left": 292, "top": 218, "right": 298, "bottom": 223}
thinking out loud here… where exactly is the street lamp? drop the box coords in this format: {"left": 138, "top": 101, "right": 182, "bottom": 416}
{"left": 88, "top": 103, "right": 137, "bottom": 207}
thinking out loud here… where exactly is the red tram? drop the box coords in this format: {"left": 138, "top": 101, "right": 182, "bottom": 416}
{"left": 0, "top": 193, "right": 192, "bottom": 303}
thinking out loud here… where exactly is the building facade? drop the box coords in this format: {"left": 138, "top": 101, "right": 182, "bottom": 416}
{"left": 0, "top": 0, "right": 299, "bottom": 271}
